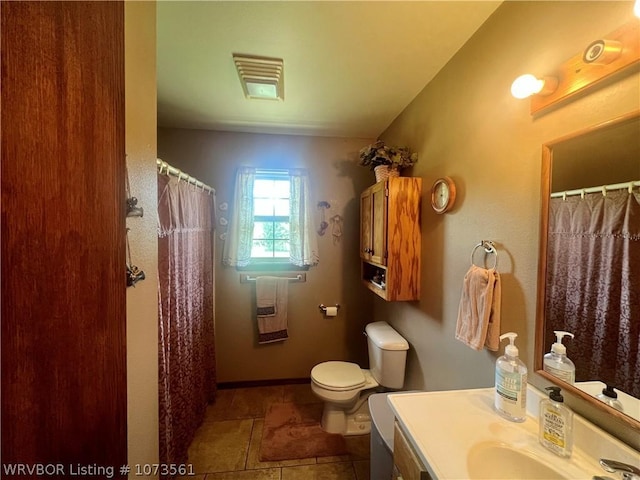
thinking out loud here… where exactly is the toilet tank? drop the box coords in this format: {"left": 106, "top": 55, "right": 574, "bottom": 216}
{"left": 365, "top": 321, "right": 409, "bottom": 389}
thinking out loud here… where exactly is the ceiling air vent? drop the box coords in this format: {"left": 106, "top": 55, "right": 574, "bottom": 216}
{"left": 233, "top": 54, "right": 284, "bottom": 101}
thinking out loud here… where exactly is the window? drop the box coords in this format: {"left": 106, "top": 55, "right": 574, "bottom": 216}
{"left": 251, "top": 171, "right": 290, "bottom": 260}
{"left": 222, "top": 167, "right": 318, "bottom": 268}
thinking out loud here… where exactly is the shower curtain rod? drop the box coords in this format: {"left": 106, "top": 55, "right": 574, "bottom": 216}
{"left": 157, "top": 159, "right": 214, "bottom": 195}
{"left": 551, "top": 180, "right": 639, "bottom": 199}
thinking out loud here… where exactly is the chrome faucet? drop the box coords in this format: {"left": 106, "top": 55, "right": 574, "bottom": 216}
{"left": 599, "top": 459, "right": 640, "bottom": 480}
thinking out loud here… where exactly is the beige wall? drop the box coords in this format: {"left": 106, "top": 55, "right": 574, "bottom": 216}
{"left": 125, "top": 1, "right": 159, "bottom": 473}
{"left": 377, "top": 1, "right": 639, "bottom": 448}
{"left": 157, "top": 130, "right": 376, "bottom": 383}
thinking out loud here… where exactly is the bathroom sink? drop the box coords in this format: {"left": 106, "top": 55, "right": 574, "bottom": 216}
{"left": 467, "top": 442, "right": 567, "bottom": 479}
{"left": 387, "top": 387, "right": 639, "bottom": 480}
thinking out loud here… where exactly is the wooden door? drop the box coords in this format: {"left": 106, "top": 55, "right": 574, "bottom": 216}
{"left": 370, "top": 181, "right": 388, "bottom": 266}
{"left": 1, "top": 1, "right": 127, "bottom": 470}
{"left": 360, "top": 188, "right": 373, "bottom": 261}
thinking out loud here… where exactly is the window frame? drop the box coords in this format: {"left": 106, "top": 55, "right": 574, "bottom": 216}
{"left": 239, "top": 169, "right": 307, "bottom": 271}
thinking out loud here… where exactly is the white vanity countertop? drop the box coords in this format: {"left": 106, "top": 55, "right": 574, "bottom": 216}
{"left": 387, "top": 387, "right": 640, "bottom": 480}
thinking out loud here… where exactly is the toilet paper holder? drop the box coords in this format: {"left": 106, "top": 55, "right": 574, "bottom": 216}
{"left": 319, "top": 304, "right": 340, "bottom": 313}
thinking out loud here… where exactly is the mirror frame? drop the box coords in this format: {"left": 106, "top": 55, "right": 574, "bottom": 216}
{"left": 534, "top": 109, "right": 640, "bottom": 433}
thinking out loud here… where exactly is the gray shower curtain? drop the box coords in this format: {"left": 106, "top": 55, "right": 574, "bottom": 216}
{"left": 544, "top": 190, "right": 640, "bottom": 397}
{"left": 158, "top": 174, "right": 216, "bottom": 470}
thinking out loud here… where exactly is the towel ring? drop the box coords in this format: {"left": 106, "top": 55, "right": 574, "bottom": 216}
{"left": 470, "top": 241, "right": 498, "bottom": 270}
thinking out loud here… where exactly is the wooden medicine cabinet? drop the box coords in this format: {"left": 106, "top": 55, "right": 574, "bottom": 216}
{"left": 360, "top": 177, "right": 422, "bottom": 301}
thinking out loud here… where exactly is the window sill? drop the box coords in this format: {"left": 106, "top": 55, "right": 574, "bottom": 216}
{"left": 236, "top": 262, "right": 309, "bottom": 272}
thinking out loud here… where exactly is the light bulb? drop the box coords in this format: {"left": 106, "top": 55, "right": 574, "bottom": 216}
{"left": 511, "top": 74, "right": 545, "bottom": 99}
{"left": 635, "top": 0, "right": 640, "bottom": 17}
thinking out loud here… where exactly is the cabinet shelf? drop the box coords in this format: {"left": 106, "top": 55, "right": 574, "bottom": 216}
{"left": 360, "top": 177, "right": 422, "bottom": 301}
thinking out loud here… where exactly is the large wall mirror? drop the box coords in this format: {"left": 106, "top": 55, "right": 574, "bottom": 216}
{"left": 535, "top": 110, "right": 640, "bottom": 432}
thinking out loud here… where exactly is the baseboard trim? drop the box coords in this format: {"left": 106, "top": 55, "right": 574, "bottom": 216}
{"left": 218, "top": 377, "right": 311, "bottom": 390}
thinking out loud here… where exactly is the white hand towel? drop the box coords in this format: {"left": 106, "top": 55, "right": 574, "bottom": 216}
{"left": 455, "top": 265, "right": 502, "bottom": 351}
{"left": 257, "top": 277, "right": 289, "bottom": 344}
{"left": 256, "top": 276, "right": 278, "bottom": 316}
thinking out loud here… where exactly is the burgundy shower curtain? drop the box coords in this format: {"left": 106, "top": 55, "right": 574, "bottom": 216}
{"left": 158, "top": 174, "right": 217, "bottom": 468}
{"left": 544, "top": 190, "right": 640, "bottom": 397}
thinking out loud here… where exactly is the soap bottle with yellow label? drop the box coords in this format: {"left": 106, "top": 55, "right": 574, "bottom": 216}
{"left": 539, "top": 386, "right": 573, "bottom": 458}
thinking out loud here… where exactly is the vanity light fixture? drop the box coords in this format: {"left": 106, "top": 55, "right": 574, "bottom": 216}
{"left": 514, "top": 20, "right": 639, "bottom": 115}
{"left": 233, "top": 53, "right": 284, "bottom": 101}
{"left": 583, "top": 39, "right": 623, "bottom": 65}
{"left": 510, "top": 74, "right": 558, "bottom": 99}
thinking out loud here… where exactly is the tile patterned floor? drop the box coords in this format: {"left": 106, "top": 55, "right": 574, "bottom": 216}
{"left": 178, "top": 384, "right": 371, "bottom": 480}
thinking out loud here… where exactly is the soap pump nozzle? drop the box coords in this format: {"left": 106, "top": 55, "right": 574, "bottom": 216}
{"left": 551, "top": 330, "right": 574, "bottom": 355}
{"left": 499, "top": 332, "right": 519, "bottom": 357}
{"left": 601, "top": 385, "right": 618, "bottom": 399}
{"left": 546, "top": 386, "right": 564, "bottom": 402}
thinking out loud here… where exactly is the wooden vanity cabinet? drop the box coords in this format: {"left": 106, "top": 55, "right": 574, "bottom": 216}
{"left": 393, "top": 421, "right": 430, "bottom": 480}
{"left": 360, "top": 177, "right": 421, "bottom": 301}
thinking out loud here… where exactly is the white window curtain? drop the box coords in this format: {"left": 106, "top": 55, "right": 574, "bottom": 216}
{"left": 289, "top": 169, "right": 319, "bottom": 267}
{"left": 222, "top": 167, "right": 255, "bottom": 267}
{"left": 222, "top": 167, "right": 319, "bottom": 267}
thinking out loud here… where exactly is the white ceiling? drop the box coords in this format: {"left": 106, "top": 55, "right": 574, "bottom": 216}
{"left": 157, "top": 1, "right": 502, "bottom": 138}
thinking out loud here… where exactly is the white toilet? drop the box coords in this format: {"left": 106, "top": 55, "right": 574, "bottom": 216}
{"left": 310, "top": 321, "right": 409, "bottom": 436}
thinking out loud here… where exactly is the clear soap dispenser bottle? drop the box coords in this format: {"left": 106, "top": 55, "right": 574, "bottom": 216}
{"left": 543, "top": 331, "right": 575, "bottom": 383}
{"left": 494, "top": 332, "right": 528, "bottom": 422}
{"left": 596, "top": 385, "right": 625, "bottom": 412}
{"left": 539, "top": 386, "right": 573, "bottom": 458}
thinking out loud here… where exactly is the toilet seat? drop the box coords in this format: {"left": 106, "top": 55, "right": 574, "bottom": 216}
{"left": 311, "top": 361, "right": 366, "bottom": 391}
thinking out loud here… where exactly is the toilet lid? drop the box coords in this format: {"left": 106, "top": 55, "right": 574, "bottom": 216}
{"left": 311, "top": 361, "right": 366, "bottom": 391}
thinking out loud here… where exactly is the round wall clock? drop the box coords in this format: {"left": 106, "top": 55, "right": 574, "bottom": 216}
{"left": 431, "top": 176, "right": 457, "bottom": 214}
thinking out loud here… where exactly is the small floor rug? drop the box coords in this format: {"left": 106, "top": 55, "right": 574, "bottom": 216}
{"left": 259, "top": 402, "right": 348, "bottom": 461}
